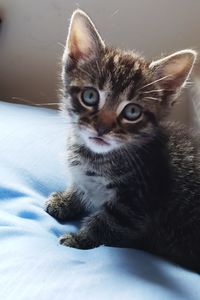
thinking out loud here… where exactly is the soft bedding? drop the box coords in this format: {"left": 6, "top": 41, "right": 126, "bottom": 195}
{"left": 0, "top": 101, "right": 200, "bottom": 300}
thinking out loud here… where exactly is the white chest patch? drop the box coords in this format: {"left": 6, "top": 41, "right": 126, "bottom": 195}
{"left": 68, "top": 163, "right": 115, "bottom": 211}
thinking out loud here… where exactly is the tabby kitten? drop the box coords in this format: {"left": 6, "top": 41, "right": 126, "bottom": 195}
{"left": 45, "top": 9, "right": 200, "bottom": 272}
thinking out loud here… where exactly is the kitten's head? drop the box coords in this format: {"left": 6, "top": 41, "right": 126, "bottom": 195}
{"left": 62, "top": 9, "right": 196, "bottom": 154}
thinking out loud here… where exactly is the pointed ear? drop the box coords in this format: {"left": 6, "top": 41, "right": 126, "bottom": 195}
{"left": 63, "top": 9, "right": 105, "bottom": 68}
{"left": 149, "top": 50, "right": 197, "bottom": 93}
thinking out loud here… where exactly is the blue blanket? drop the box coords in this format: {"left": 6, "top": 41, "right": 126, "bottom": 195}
{"left": 0, "top": 101, "right": 199, "bottom": 300}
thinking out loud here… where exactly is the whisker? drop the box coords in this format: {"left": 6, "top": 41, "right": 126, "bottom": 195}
{"left": 142, "top": 89, "right": 164, "bottom": 94}
{"left": 143, "top": 97, "right": 162, "bottom": 102}
{"left": 34, "top": 103, "right": 59, "bottom": 106}
{"left": 12, "top": 97, "right": 39, "bottom": 106}
{"left": 185, "top": 81, "right": 195, "bottom": 86}
{"left": 57, "top": 42, "right": 65, "bottom": 49}
{"left": 139, "top": 75, "right": 172, "bottom": 91}
{"left": 12, "top": 97, "right": 59, "bottom": 107}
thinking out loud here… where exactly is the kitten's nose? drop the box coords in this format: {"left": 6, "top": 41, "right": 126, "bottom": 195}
{"left": 94, "top": 111, "right": 116, "bottom": 136}
{"left": 95, "top": 124, "right": 110, "bottom": 136}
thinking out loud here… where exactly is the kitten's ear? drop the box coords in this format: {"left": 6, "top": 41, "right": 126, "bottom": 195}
{"left": 149, "top": 50, "right": 197, "bottom": 93}
{"left": 63, "top": 9, "right": 105, "bottom": 68}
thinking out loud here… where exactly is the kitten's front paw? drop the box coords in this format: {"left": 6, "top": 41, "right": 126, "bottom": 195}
{"left": 59, "top": 233, "right": 80, "bottom": 248}
{"left": 45, "top": 189, "right": 84, "bottom": 221}
{"left": 45, "top": 192, "right": 68, "bottom": 221}
{"left": 59, "top": 232, "right": 98, "bottom": 249}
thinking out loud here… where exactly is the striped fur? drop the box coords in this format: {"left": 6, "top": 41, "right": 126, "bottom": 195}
{"left": 45, "top": 10, "right": 200, "bottom": 272}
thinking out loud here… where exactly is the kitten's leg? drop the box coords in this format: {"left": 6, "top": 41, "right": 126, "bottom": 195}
{"left": 59, "top": 204, "right": 141, "bottom": 249}
{"left": 45, "top": 188, "right": 85, "bottom": 221}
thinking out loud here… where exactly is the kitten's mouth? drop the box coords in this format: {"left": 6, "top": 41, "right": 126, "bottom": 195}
{"left": 89, "top": 136, "right": 110, "bottom": 146}
{"left": 79, "top": 129, "right": 120, "bottom": 153}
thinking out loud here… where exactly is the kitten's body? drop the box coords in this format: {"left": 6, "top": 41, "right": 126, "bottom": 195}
{"left": 45, "top": 10, "right": 200, "bottom": 272}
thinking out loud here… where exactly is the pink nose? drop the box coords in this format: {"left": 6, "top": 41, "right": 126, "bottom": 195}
{"left": 94, "top": 111, "right": 116, "bottom": 136}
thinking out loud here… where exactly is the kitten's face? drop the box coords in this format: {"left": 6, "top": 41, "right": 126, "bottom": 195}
{"left": 62, "top": 10, "right": 196, "bottom": 154}
{"left": 65, "top": 50, "right": 159, "bottom": 154}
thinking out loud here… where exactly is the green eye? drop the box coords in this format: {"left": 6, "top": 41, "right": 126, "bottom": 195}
{"left": 122, "top": 103, "right": 142, "bottom": 121}
{"left": 81, "top": 87, "right": 99, "bottom": 107}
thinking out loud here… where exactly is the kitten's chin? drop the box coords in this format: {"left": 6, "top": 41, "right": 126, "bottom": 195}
{"left": 84, "top": 137, "right": 116, "bottom": 154}
{"left": 79, "top": 128, "right": 121, "bottom": 154}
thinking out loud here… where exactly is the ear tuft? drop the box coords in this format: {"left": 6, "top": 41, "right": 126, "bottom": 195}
{"left": 64, "top": 9, "right": 105, "bottom": 65}
{"left": 149, "top": 49, "right": 197, "bottom": 92}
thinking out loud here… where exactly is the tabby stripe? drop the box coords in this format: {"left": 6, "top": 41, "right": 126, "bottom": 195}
{"left": 85, "top": 170, "right": 97, "bottom": 176}
{"left": 104, "top": 203, "right": 134, "bottom": 228}
{"left": 106, "top": 182, "right": 117, "bottom": 189}
{"left": 70, "top": 160, "right": 81, "bottom": 166}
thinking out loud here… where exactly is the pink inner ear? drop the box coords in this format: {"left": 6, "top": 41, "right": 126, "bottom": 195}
{"left": 68, "top": 38, "right": 81, "bottom": 60}
{"left": 155, "top": 69, "right": 188, "bottom": 91}
{"left": 68, "top": 25, "right": 92, "bottom": 61}
{"left": 161, "top": 59, "right": 192, "bottom": 90}
{"left": 150, "top": 50, "right": 196, "bottom": 92}
{"left": 65, "top": 10, "right": 104, "bottom": 63}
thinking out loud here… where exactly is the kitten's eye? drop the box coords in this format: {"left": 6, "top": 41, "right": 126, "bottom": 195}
{"left": 122, "top": 103, "right": 142, "bottom": 121}
{"left": 81, "top": 87, "right": 99, "bottom": 107}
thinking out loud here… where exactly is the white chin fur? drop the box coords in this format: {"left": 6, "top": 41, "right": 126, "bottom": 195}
{"left": 79, "top": 127, "right": 121, "bottom": 154}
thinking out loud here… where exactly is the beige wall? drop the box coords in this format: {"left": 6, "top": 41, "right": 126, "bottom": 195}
{"left": 0, "top": 0, "right": 200, "bottom": 112}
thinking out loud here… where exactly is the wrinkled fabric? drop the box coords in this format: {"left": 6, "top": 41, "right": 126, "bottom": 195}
{"left": 0, "top": 102, "right": 199, "bottom": 300}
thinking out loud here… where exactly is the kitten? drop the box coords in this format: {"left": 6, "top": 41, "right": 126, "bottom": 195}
{"left": 45, "top": 9, "right": 200, "bottom": 272}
